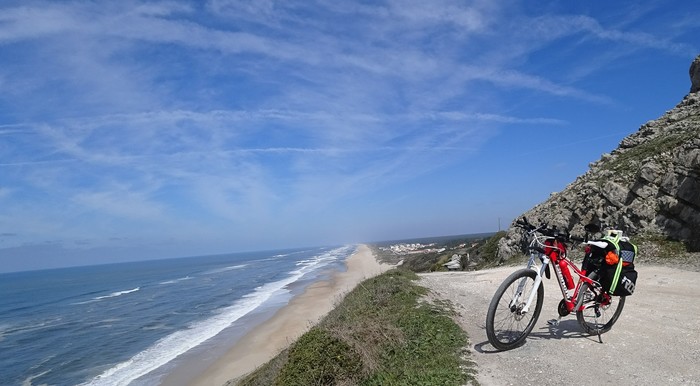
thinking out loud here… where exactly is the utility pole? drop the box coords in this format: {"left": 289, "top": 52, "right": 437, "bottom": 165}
{"left": 498, "top": 217, "right": 501, "bottom": 232}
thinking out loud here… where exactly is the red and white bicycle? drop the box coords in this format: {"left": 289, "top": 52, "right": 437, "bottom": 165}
{"left": 485, "top": 218, "right": 625, "bottom": 350}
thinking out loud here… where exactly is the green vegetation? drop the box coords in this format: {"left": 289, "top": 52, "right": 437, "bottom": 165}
{"left": 275, "top": 329, "right": 363, "bottom": 385}
{"left": 370, "top": 234, "right": 495, "bottom": 273}
{"left": 396, "top": 251, "right": 446, "bottom": 272}
{"left": 433, "top": 253, "right": 456, "bottom": 270}
{"left": 636, "top": 232, "right": 689, "bottom": 259}
{"left": 236, "top": 269, "right": 476, "bottom": 386}
{"left": 477, "top": 231, "right": 506, "bottom": 266}
{"left": 600, "top": 127, "right": 700, "bottom": 182}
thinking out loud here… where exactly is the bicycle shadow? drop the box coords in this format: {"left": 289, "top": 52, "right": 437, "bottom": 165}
{"left": 529, "top": 319, "right": 590, "bottom": 340}
{"left": 474, "top": 318, "right": 600, "bottom": 354}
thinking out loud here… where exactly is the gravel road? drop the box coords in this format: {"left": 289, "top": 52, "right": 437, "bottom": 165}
{"left": 418, "top": 265, "right": 700, "bottom": 385}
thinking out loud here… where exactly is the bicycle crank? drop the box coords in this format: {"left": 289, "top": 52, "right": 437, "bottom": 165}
{"left": 557, "top": 299, "right": 570, "bottom": 317}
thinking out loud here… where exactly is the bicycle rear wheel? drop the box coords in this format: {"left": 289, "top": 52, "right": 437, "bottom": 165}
{"left": 485, "top": 268, "right": 544, "bottom": 351}
{"left": 575, "top": 282, "right": 625, "bottom": 334}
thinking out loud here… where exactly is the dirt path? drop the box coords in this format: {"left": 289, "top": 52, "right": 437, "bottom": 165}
{"left": 418, "top": 265, "right": 700, "bottom": 385}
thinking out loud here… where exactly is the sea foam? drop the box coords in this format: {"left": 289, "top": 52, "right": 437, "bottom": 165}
{"left": 79, "top": 246, "right": 352, "bottom": 386}
{"left": 93, "top": 288, "right": 140, "bottom": 300}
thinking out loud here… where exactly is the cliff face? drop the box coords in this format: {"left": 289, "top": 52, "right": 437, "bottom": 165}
{"left": 498, "top": 55, "right": 700, "bottom": 260}
{"left": 691, "top": 54, "right": 700, "bottom": 93}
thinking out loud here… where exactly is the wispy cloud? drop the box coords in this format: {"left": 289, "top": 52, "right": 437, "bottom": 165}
{"left": 0, "top": 0, "right": 697, "bottom": 267}
{"left": 73, "top": 188, "right": 166, "bottom": 220}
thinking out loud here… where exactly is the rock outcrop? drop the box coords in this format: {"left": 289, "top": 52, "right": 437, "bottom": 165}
{"left": 498, "top": 55, "right": 700, "bottom": 260}
{"left": 692, "top": 54, "right": 700, "bottom": 93}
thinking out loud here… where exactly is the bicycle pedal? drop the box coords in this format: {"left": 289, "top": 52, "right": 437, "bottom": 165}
{"left": 547, "top": 319, "right": 559, "bottom": 326}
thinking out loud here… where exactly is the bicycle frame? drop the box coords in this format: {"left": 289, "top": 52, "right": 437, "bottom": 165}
{"left": 514, "top": 231, "right": 606, "bottom": 315}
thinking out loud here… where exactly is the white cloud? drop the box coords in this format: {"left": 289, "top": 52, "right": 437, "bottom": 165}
{"left": 73, "top": 188, "right": 165, "bottom": 220}
{"left": 0, "top": 5, "right": 80, "bottom": 42}
{"left": 0, "top": 0, "right": 697, "bottom": 267}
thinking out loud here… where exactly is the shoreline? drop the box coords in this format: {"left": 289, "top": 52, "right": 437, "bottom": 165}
{"left": 168, "top": 244, "right": 392, "bottom": 386}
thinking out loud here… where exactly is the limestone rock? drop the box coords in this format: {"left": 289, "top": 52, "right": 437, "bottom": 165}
{"left": 691, "top": 54, "right": 700, "bottom": 93}
{"left": 497, "top": 55, "right": 700, "bottom": 260}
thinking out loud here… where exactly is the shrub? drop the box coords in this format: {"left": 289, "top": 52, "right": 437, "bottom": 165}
{"left": 275, "top": 328, "right": 362, "bottom": 386}
{"left": 236, "top": 269, "right": 475, "bottom": 385}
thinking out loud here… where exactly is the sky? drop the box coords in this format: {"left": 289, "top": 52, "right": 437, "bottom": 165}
{"left": 1, "top": 1, "right": 698, "bottom": 272}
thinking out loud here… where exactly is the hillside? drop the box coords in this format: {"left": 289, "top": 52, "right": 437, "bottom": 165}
{"left": 498, "top": 54, "right": 700, "bottom": 260}
{"left": 370, "top": 233, "right": 498, "bottom": 272}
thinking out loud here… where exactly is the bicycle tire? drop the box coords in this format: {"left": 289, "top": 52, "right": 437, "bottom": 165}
{"left": 575, "top": 282, "right": 625, "bottom": 334}
{"left": 485, "top": 268, "right": 544, "bottom": 351}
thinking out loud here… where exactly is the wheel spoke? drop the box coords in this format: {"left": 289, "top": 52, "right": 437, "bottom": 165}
{"left": 576, "top": 282, "right": 625, "bottom": 334}
{"left": 486, "top": 269, "right": 544, "bottom": 350}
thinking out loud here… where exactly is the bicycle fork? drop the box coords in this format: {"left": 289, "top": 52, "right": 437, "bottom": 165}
{"left": 510, "top": 255, "right": 549, "bottom": 314}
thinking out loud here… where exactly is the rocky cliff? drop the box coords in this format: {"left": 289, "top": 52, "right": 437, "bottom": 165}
{"left": 498, "top": 54, "right": 700, "bottom": 260}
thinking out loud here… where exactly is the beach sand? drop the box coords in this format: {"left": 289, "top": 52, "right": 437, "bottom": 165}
{"left": 182, "top": 244, "right": 393, "bottom": 386}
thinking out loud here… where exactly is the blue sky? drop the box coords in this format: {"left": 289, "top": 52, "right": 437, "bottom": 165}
{"left": 1, "top": 1, "right": 698, "bottom": 272}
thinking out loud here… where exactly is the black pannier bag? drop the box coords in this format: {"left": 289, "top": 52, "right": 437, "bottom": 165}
{"left": 600, "top": 240, "right": 638, "bottom": 296}
{"left": 601, "top": 264, "right": 638, "bottom": 296}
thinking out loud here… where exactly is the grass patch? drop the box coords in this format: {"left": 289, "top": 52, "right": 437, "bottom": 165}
{"left": 599, "top": 127, "right": 700, "bottom": 182}
{"left": 276, "top": 329, "right": 363, "bottom": 385}
{"left": 236, "top": 269, "right": 476, "bottom": 386}
{"left": 636, "top": 233, "right": 689, "bottom": 259}
{"left": 473, "top": 231, "right": 507, "bottom": 268}
{"left": 482, "top": 231, "right": 505, "bottom": 261}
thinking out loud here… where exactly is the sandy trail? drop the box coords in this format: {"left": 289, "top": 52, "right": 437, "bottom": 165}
{"left": 419, "top": 265, "right": 700, "bottom": 385}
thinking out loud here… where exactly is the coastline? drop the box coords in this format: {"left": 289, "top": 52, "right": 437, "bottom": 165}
{"left": 176, "top": 244, "right": 392, "bottom": 386}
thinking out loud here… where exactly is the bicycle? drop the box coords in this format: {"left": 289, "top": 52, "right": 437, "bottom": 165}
{"left": 485, "top": 218, "right": 625, "bottom": 351}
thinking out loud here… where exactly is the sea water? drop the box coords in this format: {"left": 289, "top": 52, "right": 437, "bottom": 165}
{"left": 0, "top": 245, "right": 354, "bottom": 386}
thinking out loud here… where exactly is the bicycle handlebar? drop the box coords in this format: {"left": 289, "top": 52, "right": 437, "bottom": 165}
{"left": 515, "top": 218, "right": 534, "bottom": 230}
{"left": 514, "top": 217, "right": 584, "bottom": 243}
{"left": 513, "top": 217, "right": 600, "bottom": 246}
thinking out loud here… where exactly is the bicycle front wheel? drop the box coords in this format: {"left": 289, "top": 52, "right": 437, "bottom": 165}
{"left": 576, "top": 282, "right": 625, "bottom": 334}
{"left": 485, "top": 268, "right": 544, "bottom": 351}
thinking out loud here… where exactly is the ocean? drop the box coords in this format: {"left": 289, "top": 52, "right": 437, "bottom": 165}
{"left": 0, "top": 245, "right": 355, "bottom": 386}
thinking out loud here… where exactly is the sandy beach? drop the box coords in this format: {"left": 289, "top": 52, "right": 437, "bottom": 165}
{"left": 178, "top": 244, "right": 392, "bottom": 386}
